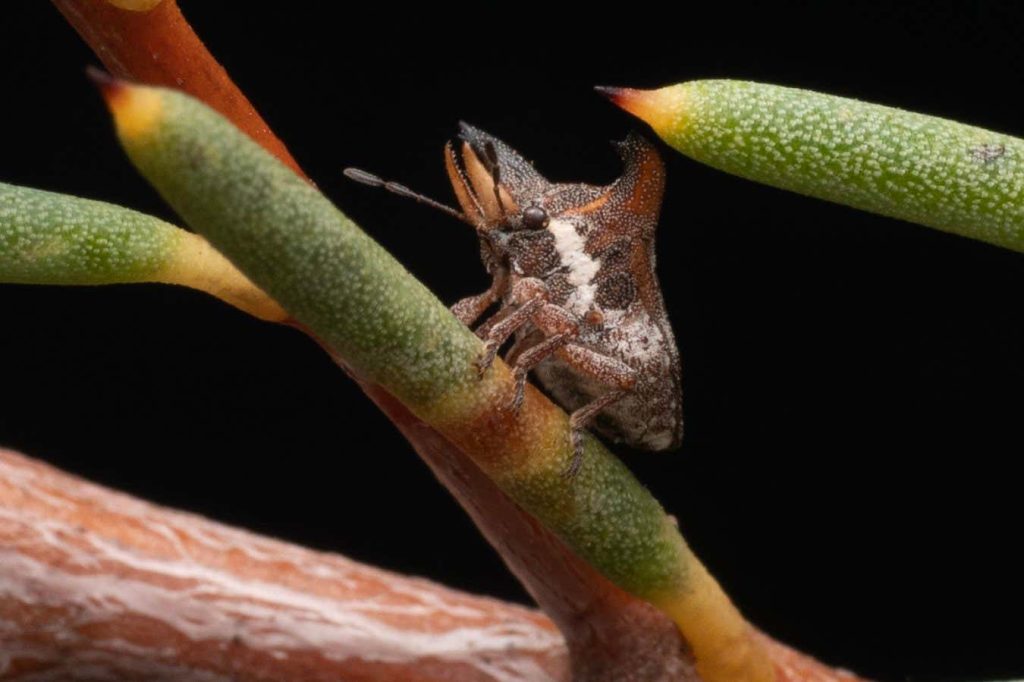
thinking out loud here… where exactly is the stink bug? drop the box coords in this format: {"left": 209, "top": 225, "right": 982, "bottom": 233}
{"left": 346, "top": 124, "right": 682, "bottom": 475}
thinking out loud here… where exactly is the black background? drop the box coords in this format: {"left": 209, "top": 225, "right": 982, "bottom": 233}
{"left": 2, "top": 3, "right": 1022, "bottom": 681}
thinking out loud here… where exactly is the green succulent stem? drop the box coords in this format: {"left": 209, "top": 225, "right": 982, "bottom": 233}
{"left": 0, "top": 181, "right": 284, "bottom": 320}
{"left": 607, "top": 80, "right": 1024, "bottom": 253}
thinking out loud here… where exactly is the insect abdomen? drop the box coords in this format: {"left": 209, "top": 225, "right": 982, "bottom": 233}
{"left": 533, "top": 307, "right": 682, "bottom": 450}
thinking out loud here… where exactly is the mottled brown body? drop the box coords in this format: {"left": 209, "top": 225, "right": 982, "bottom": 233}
{"left": 446, "top": 125, "right": 682, "bottom": 469}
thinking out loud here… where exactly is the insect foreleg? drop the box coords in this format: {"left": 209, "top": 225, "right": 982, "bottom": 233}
{"left": 473, "top": 297, "right": 542, "bottom": 377}
{"left": 506, "top": 301, "right": 582, "bottom": 410}
{"left": 472, "top": 277, "right": 559, "bottom": 379}
{"left": 451, "top": 268, "right": 509, "bottom": 327}
{"left": 504, "top": 329, "right": 544, "bottom": 366}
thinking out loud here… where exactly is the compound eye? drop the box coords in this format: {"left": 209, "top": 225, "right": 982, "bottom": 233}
{"left": 521, "top": 205, "right": 549, "bottom": 230}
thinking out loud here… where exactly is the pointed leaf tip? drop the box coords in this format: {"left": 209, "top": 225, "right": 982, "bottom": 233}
{"left": 87, "top": 70, "right": 164, "bottom": 140}
{"left": 595, "top": 85, "right": 673, "bottom": 133}
{"left": 596, "top": 85, "right": 651, "bottom": 114}
{"left": 85, "top": 65, "right": 122, "bottom": 98}
{"left": 594, "top": 85, "right": 628, "bottom": 101}
{"left": 85, "top": 66, "right": 136, "bottom": 115}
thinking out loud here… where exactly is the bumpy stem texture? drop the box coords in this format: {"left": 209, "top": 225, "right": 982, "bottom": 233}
{"left": 607, "top": 80, "right": 1024, "bottom": 252}
{"left": 0, "top": 181, "right": 284, "bottom": 320}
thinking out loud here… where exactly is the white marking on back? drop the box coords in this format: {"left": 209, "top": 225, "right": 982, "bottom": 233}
{"left": 547, "top": 218, "right": 600, "bottom": 315}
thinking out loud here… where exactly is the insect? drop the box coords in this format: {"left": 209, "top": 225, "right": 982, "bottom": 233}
{"left": 345, "top": 123, "right": 682, "bottom": 475}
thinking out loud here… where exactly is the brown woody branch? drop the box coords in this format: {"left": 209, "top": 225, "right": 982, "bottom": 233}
{"left": 0, "top": 448, "right": 566, "bottom": 680}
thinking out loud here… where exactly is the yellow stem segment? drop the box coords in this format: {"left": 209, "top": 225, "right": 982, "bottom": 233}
{"left": 659, "top": 560, "right": 775, "bottom": 682}
{"left": 159, "top": 231, "right": 287, "bottom": 322}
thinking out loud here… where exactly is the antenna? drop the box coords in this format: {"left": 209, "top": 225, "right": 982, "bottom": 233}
{"left": 343, "top": 168, "right": 472, "bottom": 225}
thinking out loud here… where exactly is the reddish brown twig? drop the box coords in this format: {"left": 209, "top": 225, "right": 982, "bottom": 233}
{"left": 53, "top": 0, "right": 306, "bottom": 181}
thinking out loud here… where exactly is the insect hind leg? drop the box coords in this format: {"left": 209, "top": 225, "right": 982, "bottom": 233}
{"left": 564, "top": 389, "right": 629, "bottom": 478}
{"left": 552, "top": 343, "right": 637, "bottom": 478}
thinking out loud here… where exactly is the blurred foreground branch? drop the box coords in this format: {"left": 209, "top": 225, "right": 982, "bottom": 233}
{"left": 0, "top": 448, "right": 862, "bottom": 681}
{"left": 0, "top": 448, "right": 567, "bottom": 681}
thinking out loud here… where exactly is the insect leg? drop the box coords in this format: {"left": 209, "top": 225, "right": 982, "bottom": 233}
{"left": 451, "top": 269, "right": 509, "bottom": 327}
{"left": 473, "top": 297, "right": 543, "bottom": 377}
{"left": 552, "top": 344, "right": 637, "bottom": 478}
{"left": 505, "top": 301, "right": 583, "bottom": 410}
{"left": 473, "top": 301, "right": 517, "bottom": 340}
{"left": 509, "top": 331, "right": 573, "bottom": 412}
{"left": 472, "top": 277, "right": 558, "bottom": 376}
{"left": 564, "top": 389, "right": 630, "bottom": 478}
{"left": 504, "top": 328, "right": 545, "bottom": 366}
{"left": 451, "top": 289, "right": 499, "bottom": 327}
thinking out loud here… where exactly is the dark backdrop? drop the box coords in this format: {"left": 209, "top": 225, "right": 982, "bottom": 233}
{"left": 2, "top": 3, "right": 1022, "bottom": 680}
